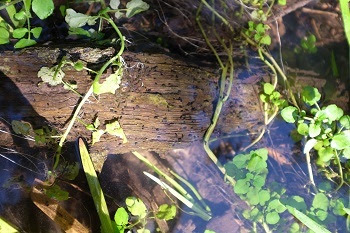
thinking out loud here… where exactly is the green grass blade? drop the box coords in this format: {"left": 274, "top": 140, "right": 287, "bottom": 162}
{"left": 0, "top": 217, "right": 19, "bottom": 233}
{"left": 78, "top": 138, "right": 114, "bottom": 233}
{"left": 340, "top": 0, "right": 350, "bottom": 45}
{"left": 286, "top": 206, "right": 331, "bottom": 233}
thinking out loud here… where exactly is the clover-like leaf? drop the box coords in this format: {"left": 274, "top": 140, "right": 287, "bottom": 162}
{"left": 301, "top": 86, "right": 321, "bottom": 106}
{"left": 331, "top": 130, "right": 350, "bottom": 150}
{"left": 312, "top": 193, "right": 329, "bottom": 211}
{"left": 125, "top": 196, "right": 147, "bottom": 218}
{"left": 13, "top": 28, "right": 28, "bottom": 39}
{"left": 105, "top": 120, "right": 127, "bottom": 143}
{"left": 263, "top": 83, "right": 274, "bottom": 95}
{"left": 114, "top": 207, "right": 129, "bottom": 226}
{"left": 323, "top": 104, "right": 343, "bottom": 122}
{"left": 281, "top": 106, "right": 298, "bottom": 123}
{"left": 31, "top": 27, "right": 43, "bottom": 39}
{"left": 309, "top": 123, "right": 321, "bottom": 138}
{"left": 340, "top": 115, "right": 350, "bottom": 129}
{"left": 317, "top": 147, "right": 334, "bottom": 163}
{"left": 231, "top": 153, "right": 250, "bottom": 169}
{"left": 14, "top": 38, "right": 36, "bottom": 49}
{"left": 297, "top": 123, "right": 309, "bottom": 136}
{"left": 11, "top": 120, "right": 32, "bottom": 136}
{"left": 65, "top": 9, "right": 97, "bottom": 28}
{"left": 156, "top": 204, "right": 176, "bottom": 220}
{"left": 93, "top": 71, "right": 122, "bottom": 95}
{"left": 110, "top": 0, "right": 120, "bottom": 9}
{"left": 38, "top": 66, "right": 65, "bottom": 86}
{"left": 32, "top": 0, "right": 54, "bottom": 20}
{"left": 234, "top": 179, "right": 250, "bottom": 195}
{"left": 126, "top": 0, "right": 150, "bottom": 18}
{"left": 266, "top": 211, "right": 280, "bottom": 225}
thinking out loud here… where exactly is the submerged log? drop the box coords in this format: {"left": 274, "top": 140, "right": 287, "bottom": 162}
{"left": 0, "top": 46, "right": 348, "bottom": 170}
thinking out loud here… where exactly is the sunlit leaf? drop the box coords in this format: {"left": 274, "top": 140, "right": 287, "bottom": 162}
{"left": 340, "top": 115, "right": 350, "bottom": 129}
{"left": 93, "top": 70, "right": 122, "bottom": 95}
{"left": 312, "top": 193, "right": 329, "bottom": 211}
{"left": 301, "top": 86, "right": 321, "bottom": 106}
{"left": 31, "top": 27, "right": 42, "bottom": 39}
{"left": 32, "top": 0, "right": 54, "bottom": 20}
{"left": 126, "top": 0, "right": 150, "bottom": 18}
{"left": 265, "top": 211, "right": 280, "bottom": 225}
{"left": 92, "top": 129, "right": 105, "bottom": 145}
{"left": 297, "top": 123, "right": 309, "bottom": 136}
{"left": 281, "top": 106, "right": 298, "bottom": 123}
{"left": 14, "top": 38, "right": 36, "bottom": 49}
{"left": 309, "top": 123, "right": 321, "bottom": 138}
{"left": 156, "top": 204, "right": 176, "bottom": 220}
{"left": 65, "top": 9, "right": 97, "bottom": 28}
{"left": 125, "top": 196, "right": 147, "bottom": 218}
{"left": 105, "top": 120, "right": 127, "bottom": 143}
{"left": 114, "top": 207, "right": 128, "bottom": 226}
{"left": 331, "top": 130, "right": 350, "bottom": 150}
{"left": 37, "top": 66, "right": 65, "bottom": 86}
{"left": 13, "top": 28, "right": 28, "bottom": 39}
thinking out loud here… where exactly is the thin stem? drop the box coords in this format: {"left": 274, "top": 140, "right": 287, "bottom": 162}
{"left": 334, "top": 150, "right": 344, "bottom": 191}
{"left": 305, "top": 150, "right": 318, "bottom": 193}
{"left": 243, "top": 127, "right": 266, "bottom": 151}
{"left": 200, "top": 0, "right": 234, "bottom": 33}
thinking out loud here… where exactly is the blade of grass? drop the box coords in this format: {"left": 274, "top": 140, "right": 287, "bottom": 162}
{"left": 286, "top": 206, "right": 331, "bottom": 233}
{"left": 78, "top": 138, "right": 113, "bottom": 233}
{"left": 0, "top": 217, "right": 19, "bottom": 233}
{"left": 339, "top": 0, "right": 350, "bottom": 45}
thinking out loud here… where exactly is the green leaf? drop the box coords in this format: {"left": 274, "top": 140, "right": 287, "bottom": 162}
{"left": 260, "top": 35, "right": 271, "bottom": 45}
{"left": 312, "top": 193, "right": 329, "bottom": 211}
{"left": 317, "top": 147, "right": 334, "bottom": 163}
{"left": 14, "top": 11, "right": 27, "bottom": 21}
{"left": 315, "top": 209, "right": 328, "bottom": 221}
{"left": 247, "top": 156, "right": 267, "bottom": 173}
{"left": 231, "top": 153, "right": 250, "bottom": 169}
{"left": 252, "top": 175, "right": 266, "bottom": 189}
{"left": 254, "top": 148, "right": 268, "bottom": 161}
{"left": 340, "top": 0, "right": 350, "bottom": 45}
{"left": 282, "top": 196, "right": 307, "bottom": 212}
{"left": 267, "top": 199, "right": 287, "bottom": 213}
{"left": 65, "top": 9, "right": 97, "bottom": 28}
{"left": 44, "top": 184, "right": 69, "bottom": 201}
{"left": 126, "top": 0, "right": 150, "bottom": 18}
{"left": 93, "top": 71, "right": 122, "bottom": 95}
{"left": 125, "top": 196, "right": 147, "bottom": 218}
{"left": 110, "top": 0, "right": 120, "bottom": 9}
{"left": 14, "top": 38, "right": 36, "bottom": 49}
{"left": 156, "top": 204, "right": 176, "bottom": 220}
{"left": 258, "top": 189, "right": 270, "bottom": 205}
{"left": 105, "top": 120, "right": 127, "bottom": 143}
{"left": 286, "top": 206, "right": 331, "bottom": 233}
{"left": 74, "top": 61, "right": 84, "bottom": 71}
{"left": 343, "top": 147, "right": 350, "bottom": 159}
{"left": 68, "top": 27, "right": 91, "bottom": 37}
{"left": 246, "top": 188, "right": 259, "bottom": 205}
{"left": 266, "top": 211, "right": 280, "bottom": 225}
{"left": 92, "top": 129, "right": 105, "bottom": 145}
{"left": 297, "top": 123, "right": 309, "bottom": 136}
{"left": 234, "top": 179, "right": 250, "bottom": 194}
{"left": 330, "top": 199, "right": 346, "bottom": 216}
{"left": 278, "top": 0, "right": 287, "bottom": 5}
{"left": 0, "top": 27, "right": 10, "bottom": 45}
{"left": 13, "top": 28, "right": 28, "bottom": 39}
{"left": 263, "top": 83, "right": 274, "bottom": 95}
{"left": 114, "top": 207, "right": 128, "bottom": 226}
{"left": 32, "top": 0, "right": 54, "bottom": 20}
{"left": 78, "top": 139, "right": 114, "bottom": 233}
{"left": 340, "top": 115, "right": 350, "bottom": 129}
{"left": 281, "top": 106, "right": 298, "bottom": 123}
{"left": 31, "top": 27, "right": 42, "bottom": 39}
{"left": 323, "top": 104, "right": 343, "bottom": 122}
{"left": 11, "top": 120, "right": 32, "bottom": 136}
{"left": 301, "top": 86, "right": 321, "bottom": 106}
{"left": 37, "top": 66, "right": 65, "bottom": 86}
{"left": 331, "top": 130, "right": 350, "bottom": 150}
{"left": 204, "top": 230, "right": 216, "bottom": 233}
{"left": 309, "top": 123, "right": 321, "bottom": 138}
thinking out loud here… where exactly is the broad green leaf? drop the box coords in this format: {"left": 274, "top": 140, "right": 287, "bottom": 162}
{"left": 260, "top": 35, "right": 271, "bottom": 45}
{"left": 263, "top": 83, "right": 274, "bottom": 95}
{"left": 204, "top": 230, "right": 216, "bottom": 233}
{"left": 11, "top": 120, "right": 32, "bottom": 136}
{"left": 13, "top": 28, "right": 28, "bottom": 39}
{"left": 246, "top": 188, "right": 259, "bottom": 205}
{"left": 37, "top": 66, "right": 65, "bottom": 86}
{"left": 32, "top": 0, "right": 54, "bottom": 20}
{"left": 0, "top": 27, "right": 10, "bottom": 44}
{"left": 282, "top": 196, "right": 307, "bottom": 212}
{"left": 234, "top": 179, "right": 250, "bottom": 194}
{"left": 286, "top": 206, "right": 331, "bottom": 233}
{"left": 65, "top": 9, "right": 97, "bottom": 28}
{"left": 224, "top": 162, "right": 237, "bottom": 177}
{"left": 331, "top": 130, "right": 350, "bottom": 150}
{"left": 14, "top": 11, "right": 26, "bottom": 21}
{"left": 297, "top": 123, "right": 309, "bottom": 136}
{"left": 258, "top": 190, "right": 270, "bottom": 205}
{"left": 265, "top": 211, "right": 280, "bottom": 225}
{"left": 93, "top": 71, "right": 122, "bottom": 95}
{"left": 92, "top": 129, "right": 105, "bottom": 145}
{"left": 247, "top": 156, "right": 266, "bottom": 173}
{"left": 317, "top": 147, "right": 334, "bottom": 163}
{"left": 14, "top": 38, "right": 36, "bottom": 49}
{"left": 105, "top": 120, "right": 127, "bottom": 143}
{"left": 126, "top": 0, "right": 150, "bottom": 18}
{"left": 323, "top": 104, "right": 343, "bottom": 122}
{"left": 78, "top": 139, "right": 114, "bottom": 233}
{"left": 31, "top": 27, "right": 42, "bottom": 39}
{"left": 231, "top": 153, "right": 250, "bottom": 169}
{"left": 68, "top": 27, "right": 91, "bottom": 37}
{"left": 156, "top": 204, "right": 176, "bottom": 220}
{"left": 252, "top": 175, "right": 266, "bottom": 189}
{"left": 267, "top": 199, "right": 287, "bottom": 213}
{"left": 343, "top": 147, "right": 350, "bottom": 159}
{"left": 330, "top": 199, "right": 346, "bottom": 216}
{"left": 312, "top": 193, "right": 329, "bottom": 211}
{"left": 0, "top": 217, "right": 19, "bottom": 233}
{"left": 254, "top": 148, "right": 268, "bottom": 161}
{"left": 340, "top": 0, "right": 350, "bottom": 45}
{"left": 309, "top": 123, "right": 321, "bottom": 138}
{"left": 44, "top": 184, "right": 69, "bottom": 201}
{"left": 340, "top": 115, "right": 350, "bottom": 129}
{"left": 74, "top": 61, "right": 84, "bottom": 71}
{"left": 114, "top": 207, "right": 128, "bottom": 226}
{"left": 301, "top": 86, "right": 321, "bottom": 106}
{"left": 278, "top": 0, "right": 286, "bottom": 5}
{"left": 126, "top": 196, "right": 147, "bottom": 218}
{"left": 315, "top": 209, "right": 328, "bottom": 221}
{"left": 281, "top": 106, "right": 298, "bottom": 123}
{"left": 110, "top": 0, "right": 120, "bottom": 9}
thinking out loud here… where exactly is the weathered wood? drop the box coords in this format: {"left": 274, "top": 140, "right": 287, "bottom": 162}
{"left": 0, "top": 46, "right": 348, "bottom": 170}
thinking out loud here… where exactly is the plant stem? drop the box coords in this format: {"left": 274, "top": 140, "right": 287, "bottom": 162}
{"left": 334, "top": 150, "right": 344, "bottom": 191}
{"left": 305, "top": 150, "right": 318, "bottom": 193}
